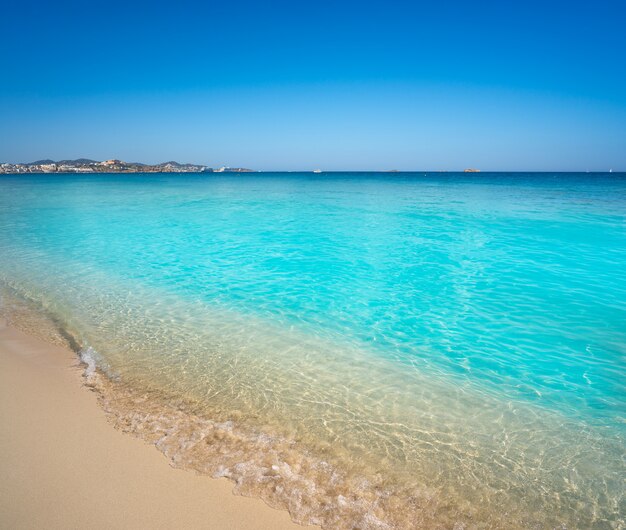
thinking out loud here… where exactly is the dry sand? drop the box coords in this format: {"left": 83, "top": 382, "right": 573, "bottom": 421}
{"left": 0, "top": 319, "right": 305, "bottom": 530}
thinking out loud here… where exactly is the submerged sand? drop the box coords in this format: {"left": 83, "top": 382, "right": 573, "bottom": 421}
{"left": 1, "top": 288, "right": 623, "bottom": 529}
{"left": 0, "top": 319, "right": 305, "bottom": 530}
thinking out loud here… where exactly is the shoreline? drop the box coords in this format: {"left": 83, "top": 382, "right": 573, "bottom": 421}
{"left": 0, "top": 286, "right": 623, "bottom": 528}
{"left": 0, "top": 318, "right": 305, "bottom": 530}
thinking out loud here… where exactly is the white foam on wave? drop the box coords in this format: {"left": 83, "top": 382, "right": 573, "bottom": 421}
{"left": 82, "top": 365, "right": 443, "bottom": 530}
{"left": 79, "top": 346, "right": 100, "bottom": 383}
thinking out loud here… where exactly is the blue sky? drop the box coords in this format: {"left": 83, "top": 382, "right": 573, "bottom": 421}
{"left": 1, "top": 0, "right": 625, "bottom": 170}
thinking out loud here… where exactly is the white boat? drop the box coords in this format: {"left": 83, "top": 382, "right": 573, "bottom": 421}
{"left": 313, "top": 169, "right": 322, "bottom": 173}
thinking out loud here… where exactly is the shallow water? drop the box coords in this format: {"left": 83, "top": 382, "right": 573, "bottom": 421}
{"left": 0, "top": 172, "right": 624, "bottom": 528}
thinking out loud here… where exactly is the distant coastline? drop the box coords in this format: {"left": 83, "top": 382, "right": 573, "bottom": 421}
{"left": 1, "top": 162, "right": 622, "bottom": 174}
{"left": 0, "top": 159, "right": 253, "bottom": 174}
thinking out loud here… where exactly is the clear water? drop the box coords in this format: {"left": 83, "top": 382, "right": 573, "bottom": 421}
{"left": 0, "top": 172, "right": 624, "bottom": 528}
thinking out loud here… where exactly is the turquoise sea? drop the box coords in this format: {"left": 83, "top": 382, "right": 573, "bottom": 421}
{"left": 0, "top": 172, "right": 624, "bottom": 528}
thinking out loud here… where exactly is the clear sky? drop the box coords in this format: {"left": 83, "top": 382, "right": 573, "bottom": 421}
{"left": 1, "top": 0, "right": 625, "bottom": 171}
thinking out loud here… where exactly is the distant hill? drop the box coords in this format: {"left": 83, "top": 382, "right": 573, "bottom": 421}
{"left": 26, "top": 159, "right": 55, "bottom": 165}
{"left": 26, "top": 158, "right": 99, "bottom": 165}
{"left": 58, "top": 158, "right": 99, "bottom": 165}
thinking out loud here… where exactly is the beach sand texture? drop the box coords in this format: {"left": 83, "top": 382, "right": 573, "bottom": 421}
{"left": 0, "top": 319, "right": 305, "bottom": 530}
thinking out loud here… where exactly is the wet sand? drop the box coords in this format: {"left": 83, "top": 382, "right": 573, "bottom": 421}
{"left": 0, "top": 319, "right": 305, "bottom": 530}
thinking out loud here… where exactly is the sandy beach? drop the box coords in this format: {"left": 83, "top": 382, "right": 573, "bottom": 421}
{"left": 0, "top": 318, "right": 304, "bottom": 530}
